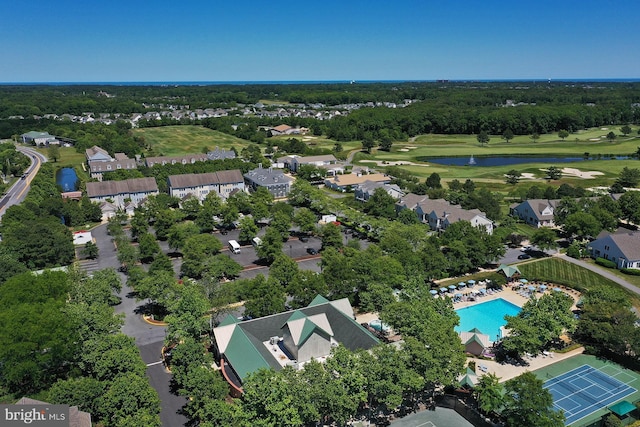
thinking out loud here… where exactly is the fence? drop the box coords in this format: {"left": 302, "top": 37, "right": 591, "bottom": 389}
{"left": 438, "top": 394, "right": 496, "bottom": 427}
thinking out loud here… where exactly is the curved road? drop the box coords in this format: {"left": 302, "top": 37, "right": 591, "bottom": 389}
{"left": 0, "top": 145, "right": 46, "bottom": 220}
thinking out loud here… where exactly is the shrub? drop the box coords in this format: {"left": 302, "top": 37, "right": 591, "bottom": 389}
{"left": 596, "top": 257, "right": 617, "bottom": 269}
{"left": 566, "top": 244, "right": 581, "bottom": 259}
{"left": 621, "top": 268, "right": 640, "bottom": 276}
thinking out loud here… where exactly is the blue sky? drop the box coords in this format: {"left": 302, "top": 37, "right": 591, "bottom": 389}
{"left": 1, "top": 0, "right": 639, "bottom": 82}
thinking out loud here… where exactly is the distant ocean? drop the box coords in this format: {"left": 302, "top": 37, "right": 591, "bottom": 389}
{"left": 1, "top": 78, "right": 640, "bottom": 86}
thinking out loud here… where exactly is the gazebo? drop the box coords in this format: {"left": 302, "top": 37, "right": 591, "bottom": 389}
{"left": 459, "top": 328, "right": 491, "bottom": 356}
{"left": 497, "top": 263, "right": 521, "bottom": 279}
{"left": 458, "top": 367, "right": 478, "bottom": 388}
{"left": 609, "top": 400, "right": 636, "bottom": 420}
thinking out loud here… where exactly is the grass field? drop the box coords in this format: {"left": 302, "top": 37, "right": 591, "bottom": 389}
{"left": 133, "top": 125, "right": 252, "bottom": 156}
{"left": 581, "top": 258, "right": 640, "bottom": 289}
{"left": 518, "top": 258, "right": 627, "bottom": 293}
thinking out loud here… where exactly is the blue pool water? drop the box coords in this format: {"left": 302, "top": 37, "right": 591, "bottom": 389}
{"left": 455, "top": 298, "right": 521, "bottom": 341}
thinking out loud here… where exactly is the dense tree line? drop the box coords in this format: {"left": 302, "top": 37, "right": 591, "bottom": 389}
{"left": 3, "top": 82, "right": 640, "bottom": 142}
{"left": 2, "top": 81, "right": 640, "bottom": 117}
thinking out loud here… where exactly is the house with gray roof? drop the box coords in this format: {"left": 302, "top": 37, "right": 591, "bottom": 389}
{"left": 354, "top": 180, "right": 404, "bottom": 202}
{"left": 206, "top": 147, "right": 236, "bottom": 161}
{"left": 213, "top": 295, "right": 378, "bottom": 395}
{"left": 85, "top": 145, "right": 112, "bottom": 162}
{"left": 244, "top": 165, "right": 294, "bottom": 198}
{"left": 587, "top": 229, "right": 640, "bottom": 269}
{"left": 15, "top": 397, "right": 91, "bottom": 427}
{"left": 86, "top": 177, "right": 158, "bottom": 208}
{"left": 510, "top": 199, "right": 559, "bottom": 228}
{"left": 397, "top": 194, "right": 494, "bottom": 234}
{"left": 167, "top": 170, "right": 244, "bottom": 201}
{"left": 144, "top": 153, "right": 209, "bottom": 167}
{"left": 88, "top": 155, "right": 137, "bottom": 181}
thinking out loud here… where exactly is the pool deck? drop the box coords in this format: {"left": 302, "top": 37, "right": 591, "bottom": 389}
{"left": 455, "top": 284, "right": 583, "bottom": 382}
{"left": 355, "top": 284, "right": 584, "bottom": 383}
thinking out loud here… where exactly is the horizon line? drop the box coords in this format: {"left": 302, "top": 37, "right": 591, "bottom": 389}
{"left": 1, "top": 78, "right": 640, "bottom": 86}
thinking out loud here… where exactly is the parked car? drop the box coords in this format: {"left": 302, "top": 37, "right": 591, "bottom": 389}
{"left": 306, "top": 248, "right": 318, "bottom": 255}
{"left": 299, "top": 236, "right": 309, "bottom": 242}
{"left": 517, "top": 254, "right": 531, "bottom": 260}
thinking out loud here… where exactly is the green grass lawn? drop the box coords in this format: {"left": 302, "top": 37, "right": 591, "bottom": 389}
{"left": 580, "top": 258, "right": 640, "bottom": 289}
{"left": 34, "top": 147, "right": 90, "bottom": 182}
{"left": 133, "top": 125, "right": 252, "bottom": 156}
{"left": 518, "top": 257, "right": 631, "bottom": 295}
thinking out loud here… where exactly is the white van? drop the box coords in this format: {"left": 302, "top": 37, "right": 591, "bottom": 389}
{"left": 228, "top": 240, "right": 241, "bottom": 254}
{"left": 252, "top": 237, "right": 262, "bottom": 249}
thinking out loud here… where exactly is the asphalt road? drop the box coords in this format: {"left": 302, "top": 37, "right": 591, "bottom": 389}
{"left": 0, "top": 145, "right": 46, "bottom": 220}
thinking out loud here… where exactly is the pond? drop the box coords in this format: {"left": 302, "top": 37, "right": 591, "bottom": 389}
{"left": 56, "top": 167, "right": 79, "bottom": 191}
{"left": 418, "top": 155, "right": 630, "bottom": 167}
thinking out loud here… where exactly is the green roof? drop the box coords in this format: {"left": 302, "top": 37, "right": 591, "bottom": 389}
{"left": 298, "top": 319, "right": 319, "bottom": 346}
{"left": 224, "top": 327, "right": 271, "bottom": 380}
{"left": 498, "top": 263, "right": 521, "bottom": 278}
{"left": 286, "top": 310, "right": 307, "bottom": 322}
{"left": 609, "top": 400, "right": 636, "bottom": 416}
{"left": 219, "top": 314, "right": 240, "bottom": 327}
{"left": 308, "top": 295, "right": 330, "bottom": 306}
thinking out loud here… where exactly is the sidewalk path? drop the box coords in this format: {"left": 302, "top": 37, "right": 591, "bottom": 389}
{"left": 558, "top": 254, "right": 640, "bottom": 296}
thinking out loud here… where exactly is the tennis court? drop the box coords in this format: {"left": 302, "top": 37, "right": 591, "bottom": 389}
{"left": 544, "top": 364, "right": 637, "bottom": 425}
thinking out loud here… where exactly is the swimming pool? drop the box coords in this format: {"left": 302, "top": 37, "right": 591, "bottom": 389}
{"left": 455, "top": 298, "right": 522, "bottom": 341}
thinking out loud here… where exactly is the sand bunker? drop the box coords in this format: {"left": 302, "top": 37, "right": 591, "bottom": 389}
{"left": 561, "top": 167, "right": 604, "bottom": 179}
{"left": 504, "top": 172, "right": 536, "bottom": 180}
{"left": 398, "top": 149, "right": 409, "bottom": 152}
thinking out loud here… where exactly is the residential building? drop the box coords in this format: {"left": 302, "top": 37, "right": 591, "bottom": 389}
{"left": 324, "top": 173, "right": 391, "bottom": 192}
{"left": 144, "top": 153, "right": 209, "bottom": 167}
{"left": 167, "top": 170, "right": 244, "bottom": 201}
{"left": 244, "top": 165, "right": 294, "bottom": 198}
{"left": 88, "top": 153, "right": 137, "bottom": 181}
{"left": 213, "top": 295, "right": 378, "bottom": 395}
{"left": 206, "top": 147, "right": 236, "bottom": 161}
{"left": 397, "top": 194, "right": 494, "bottom": 234}
{"left": 15, "top": 397, "right": 92, "bottom": 427}
{"left": 354, "top": 180, "right": 404, "bottom": 202}
{"left": 396, "top": 193, "right": 429, "bottom": 212}
{"left": 85, "top": 145, "right": 112, "bottom": 162}
{"left": 588, "top": 229, "right": 640, "bottom": 269}
{"left": 510, "top": 199, "right": 559, "bottom": 228}
{"left": 86, "top": 177, "right": 158, "bottom": 208}
{"left": 216, "top": 170, "right": 246, "bottom": 199}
